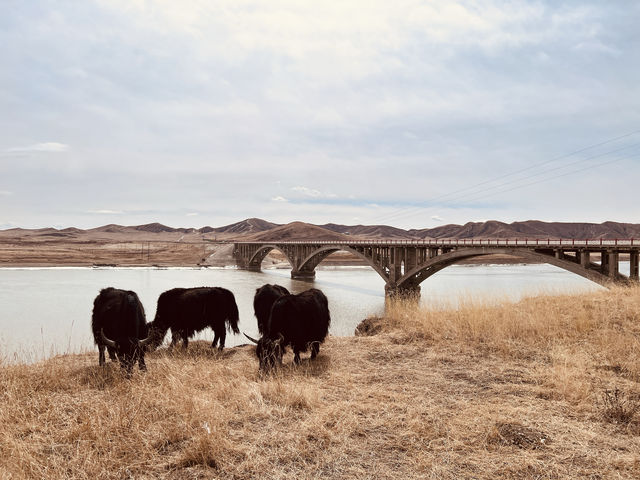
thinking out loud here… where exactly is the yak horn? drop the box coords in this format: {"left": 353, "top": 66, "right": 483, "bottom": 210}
{"left": 100, "top": 329, "right": 117, "bottom": 348}
{"left": 243, "top": 332, "right": 259, "bottom": 344}
{"left": 138, "top": 335, "right": 153, "bottom": 347}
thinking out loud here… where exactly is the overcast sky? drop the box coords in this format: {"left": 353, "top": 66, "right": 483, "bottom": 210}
{"left": 1, "top": 1, "right": 639, "bottom": 230}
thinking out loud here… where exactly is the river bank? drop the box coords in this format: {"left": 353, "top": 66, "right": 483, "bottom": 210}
{"left": 1, "top": 287, "right": 638, "bottom": 478}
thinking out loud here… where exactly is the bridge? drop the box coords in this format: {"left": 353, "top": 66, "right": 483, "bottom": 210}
{"left": 233, "top": 239, "right": 640, "bottom": 295}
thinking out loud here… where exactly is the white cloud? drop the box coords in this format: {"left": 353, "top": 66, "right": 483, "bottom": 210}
{"left": 7, "top": 142, "right": 69, "bottom": 153}
{"left": 431, "top": 215, "right": 444, "bottom": 222}
{"left": 0, "top": 190, "right": 12, "bottom": 196}
{"left": 186, "top": 212, "right": 199, "bottom": 216}
{"left": 271, "top": 196, "right": 288, "bottom": 202}
{"left": 88, "top": 209, "right": 124, "bottom": 215}
{"left": 291, "top": 186, "right": 338, "bottom": 198}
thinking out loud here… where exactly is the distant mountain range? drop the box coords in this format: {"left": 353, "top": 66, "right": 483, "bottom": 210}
{"left": 2, "top": 218, "right": 640, "bottom": 241}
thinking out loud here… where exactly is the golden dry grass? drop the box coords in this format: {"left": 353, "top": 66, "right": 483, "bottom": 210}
{"left": 2, "top": 287, "right": 640, "bottom": 479}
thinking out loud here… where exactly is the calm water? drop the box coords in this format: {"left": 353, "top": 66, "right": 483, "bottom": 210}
{"left": 0, "top": 262, "right": 623, "bottom": 363}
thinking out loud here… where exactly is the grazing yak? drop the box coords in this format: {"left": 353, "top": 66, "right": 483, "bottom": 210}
{"left": 253, "top": 283, "right": 290, "bottom": 334}
{"left": 245, "top": 288, "right": 330, "bottom": 370}
{"left": 147, "top": 287, "right": 240, "bottom": 351}
{"left": 91, "top": 287, "right": 151, "bottom": 374}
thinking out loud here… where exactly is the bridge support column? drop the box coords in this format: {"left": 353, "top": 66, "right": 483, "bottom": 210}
{"left": 630, "top": 251, "right": 639, "bottom": 282}
{"left": 580, "top": 250, "right": 590, "bottom": 268}
{"left": 606, "top": 251, "right": 619, "bottom": 279}
{"left": 600, "top": 250, "right": 609, "bottom": 275}
{"left": 389, "top": 248, "right": 403, "bottom": 283}
{"left": 291, "top": 270, "right": 316, "bottom": 280}
{"left": 406, "top": 247, "right": 417, "bottom": 271}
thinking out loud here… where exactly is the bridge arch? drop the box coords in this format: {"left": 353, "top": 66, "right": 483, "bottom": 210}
{"left": 397, "top": 248, "right": 613, "bottom": 290}
{"left": 297, "top": 245, "right": 390, "bottom": 280}
{"left": 247, "top": 244, "right": 295, "bottom": 270}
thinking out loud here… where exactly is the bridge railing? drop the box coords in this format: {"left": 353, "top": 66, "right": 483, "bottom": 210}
{"left": 235, "top": 238, "right": 638, "bottom": 247}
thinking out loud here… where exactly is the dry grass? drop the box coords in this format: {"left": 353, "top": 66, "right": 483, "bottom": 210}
{"left": 2, "top": 287, "right": 640, "bottom": 478}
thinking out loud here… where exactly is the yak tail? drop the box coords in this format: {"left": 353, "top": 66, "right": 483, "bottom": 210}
{"left": 227, "top": 301, "right": 240, "bottom": 335}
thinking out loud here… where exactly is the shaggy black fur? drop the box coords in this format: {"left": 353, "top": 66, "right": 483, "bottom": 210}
{"left": 91, "top": 287, "right": 148, "bottom": 374}
{"left": 253, "top": 283, "right": 290, "bottom": 335}
{"left": 256, "top": 288, "right": 330, "bottom": 370}
{"left": 148, "top": 287, "right": 240, "bottom": 351}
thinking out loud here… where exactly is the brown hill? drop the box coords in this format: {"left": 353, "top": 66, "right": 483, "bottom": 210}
{"left": 3, "top": 219, "right": 640, "bottom": 243}
{"left": 134, "top": 223, "right": 194, "bottom": 234}
{"left": 209, "top": 218, "right": 280, "bottom": 235}
{"left": 409, "top": 220, "right": 640, "bottom": 240}
{"left": 321, "top": 223, "right": 415, "bottom": 239}
{"left": 245, "top": 222, "right": 349, "bottom": 242}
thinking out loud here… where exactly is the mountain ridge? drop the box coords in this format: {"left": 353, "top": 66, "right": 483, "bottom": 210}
{"left": 2, "top": 218, "right": 640, "bottom": 241}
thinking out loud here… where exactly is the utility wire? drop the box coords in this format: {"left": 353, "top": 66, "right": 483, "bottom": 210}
{"left": 372, "top": 129, "right": 640, "bottom": 225}
{"left": 379, "top": 141, "right": 640, "bottom": 224}
{"left": 380, "top": 148, "right": 640, "bottom": 225}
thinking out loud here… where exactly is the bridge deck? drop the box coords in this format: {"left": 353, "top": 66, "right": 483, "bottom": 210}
{"left": 236, "top": 238, "right": 640, "bottom": 249}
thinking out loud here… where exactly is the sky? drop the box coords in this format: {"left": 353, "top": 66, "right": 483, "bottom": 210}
{"left": 1, "top": 1, "right": 639, "bottom": 230}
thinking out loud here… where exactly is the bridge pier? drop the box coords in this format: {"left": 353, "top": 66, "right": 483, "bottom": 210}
{"left": 630, "top": 251, "right": 639, "bottom": 282}
{"left": 291, "top": 270, "right": 316, "bottom": 280}
{"left": 607, "top": 251, "right": 619, "bottom": 279}
{"left": 580, "top": 250, "right": 590, "bottom": 268}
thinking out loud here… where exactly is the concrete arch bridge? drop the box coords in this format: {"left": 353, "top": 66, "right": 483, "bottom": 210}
{"left": 233, "top": 239, "right": 640, "bottom": 295}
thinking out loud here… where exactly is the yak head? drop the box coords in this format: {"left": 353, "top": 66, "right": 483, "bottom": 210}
{"left": 245, "top": 332, "right": 283, "bottom": 371}
{"left": 142, "top": 321, "right": 169, "bottom": 351}
{"left": 101, "top": 329, "right": 152, "bottom": 374}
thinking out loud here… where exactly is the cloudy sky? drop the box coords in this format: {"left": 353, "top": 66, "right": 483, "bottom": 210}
{"left": 1, "top": 1, "right": 639, "bottom": 230}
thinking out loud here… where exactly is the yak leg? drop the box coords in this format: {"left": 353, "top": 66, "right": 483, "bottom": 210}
{"left": 310, "top": 342, "right": 320, "bottom": 359}
{"left": 138, "top": 352, "right": 147, "bottom": 371}
{"left": 107, "top": 346, "right": 117, "bottom": 362}
{"left": 169, "top": 331, "right": 179, "bottom": 349}
{"left": 182, "top": 333, "right": 189, "bottom": 349}
{"left": 98, "top": 344, "right": 106, "bottom": 366}
{"left": 293, "top": 348, "right": 301, "bottom": 365}
{"left": 213, "top": 330, "right": 226, "bottom": 351}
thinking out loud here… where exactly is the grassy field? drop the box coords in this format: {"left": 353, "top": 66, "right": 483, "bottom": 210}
{"left": 1, "top": 287, "right": 640, "bottom": 479}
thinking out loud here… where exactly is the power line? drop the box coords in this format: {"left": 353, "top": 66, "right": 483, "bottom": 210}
{"left": 380, "top": 141, "right": 640, "bottom": 224}
{"left": 378, "top": 147, "right": 640, "bottom": 226}
{"left": 372, "top": 129, "right": 640, "bottom": 225}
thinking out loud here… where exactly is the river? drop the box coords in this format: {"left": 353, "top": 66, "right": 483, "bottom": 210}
{"left": 1, "top": 262, "right": 625, "bottom": 363}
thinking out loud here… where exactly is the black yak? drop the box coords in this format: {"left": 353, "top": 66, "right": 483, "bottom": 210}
{"left": 147, "top": 287, "right": 240, "bottom": 351}
{"left": 91, "top": 287, "right": 151, "bottom": 374}
{"left": 253, "top": 283, "right": 290, "bottom": 334}
{"left": 245, "top": 288, "right": 330, "bottom": 370}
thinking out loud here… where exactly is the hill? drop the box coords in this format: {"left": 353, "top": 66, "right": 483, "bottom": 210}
{"left": 245, "top": 221, "right": 349, "bottom": 242}
{"left": 2, "top": 218, "right": 640, "bottom": 245}
{"left": 321, "top": 223, "right": 415, "bottom": 239}
{"left": 208, "top": 218, "right": 280, "bottom": 235}
{"left": 409, "top": 220, "right": 640, "bottom": 240}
